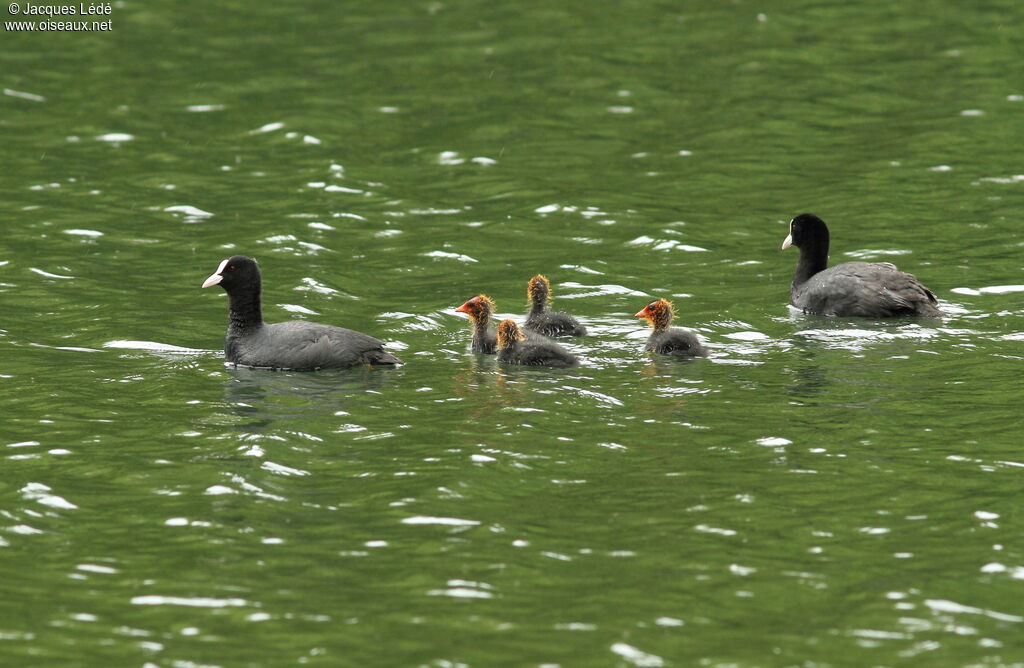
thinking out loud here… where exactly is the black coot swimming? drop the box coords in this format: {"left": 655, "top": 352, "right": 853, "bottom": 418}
{"left": 496, "top": 319, "right": 578, "bottom": 367}
{"left": 781, "top": 213, "right": 943, "bottom": 317}
{"left": 634, "top": 298, "right": 707, "bottom": 357}
{"left": 524, "top": 275, "right": 587, "bottom": 337}
{"left": 455, "top": 295, "right": 544, "bottom": 354}
{"left": 201, "top": 255, "right": 402, "bottom": 370}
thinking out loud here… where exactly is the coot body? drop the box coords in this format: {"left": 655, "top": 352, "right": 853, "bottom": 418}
{"left": 782, "top": 214, "right": 942, "bottom": 317}
{"left": 202, "top": 256, "right": 402, "bottom": 370}
{"left": 635, "top": 299, "right": 707, "bottom": 357}
{"left": 524, "top": 275, "right": 587, "bottom": 337}
{"left": 496, "top": 319, "right": 578, "bottom": 368}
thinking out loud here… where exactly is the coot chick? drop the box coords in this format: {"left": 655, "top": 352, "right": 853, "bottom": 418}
{"left": 781, "top": 213, "right": 942, "bottom": 317}
{"left": 524, "top": 275, "right": 587, "bottom": 337}
{"left": 201, "top": 255, "right": 402, "bottom": 370}
{"left": 496, "top": 319, "right": 578, "bottom": 368}
{"left": 454, "top": 295, "right": 547, "bottom": 354}
{"left": 634, "top": 298, "right": 707, "bottom": 357}
{"left": 455, "top": 295, "right": 500, "bottom": 353}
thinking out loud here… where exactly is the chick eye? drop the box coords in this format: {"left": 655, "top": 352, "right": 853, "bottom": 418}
{"left": 648, "top": 301, "right": 658, "bottom": 309}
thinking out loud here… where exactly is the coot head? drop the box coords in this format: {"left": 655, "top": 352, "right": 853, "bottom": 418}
{"left": 781, "top": 213, "right": 829, "bottom": 252}
{"left": 527, "top": 275, "right": 550, "bottom": 305}
{"left": 455, "top": 295, "right": 494, "bottom": 321}
{"left": 635, "top": 298, "right": 674, "bottom": 331}
{"left": 202, "top": 255, "right": 260, "bottom": 293}
{"left": 496, "top": 319, "right": 525, "bottom": 348}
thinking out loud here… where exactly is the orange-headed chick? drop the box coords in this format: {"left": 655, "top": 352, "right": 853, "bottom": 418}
{"left": 455, "top": 295, "right": 498, "bottom": 353}
{"left": 634, "top": 298, "right": 707, "bottom": 357}
{"left": 496, "top": 319, "right": 578, "bottom": 368}
{"left": 525, "top": 275, "right": 586, "bottom": 337}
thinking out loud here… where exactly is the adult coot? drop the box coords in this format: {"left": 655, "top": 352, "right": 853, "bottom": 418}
{"left": 634, "top": 298, "right": 707, "bottom": 357}
{"left": 455, "top": 295, "right": 544, "bottom": 354}
{"left": 201, "top": 255, "right": 402, "bottom": 370}
{"left": 496, "top": 319, "right": 578, "bottom": 367}
{"left": 524, "top": 275, "right": 587, "bottom": 337}
{"left": 781, "top": 213, "right": 943, "bottom": 317}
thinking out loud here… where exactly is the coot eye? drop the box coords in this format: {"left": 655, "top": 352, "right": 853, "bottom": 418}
{"left": 228, "top": 265, "right": 236, "bottom": 271}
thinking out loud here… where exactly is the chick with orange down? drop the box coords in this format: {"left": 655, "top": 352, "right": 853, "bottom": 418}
{"left": 454, "top": 295, "right": 501, "bottom": 353}
{"left": 525, "top": 275, "right": 586, "bottom": 337}
{"left": 634, "top": 298, "right": 707, "bottom": 357}
{"left": 496, "top": 319, "right": 578, "bottom": 367}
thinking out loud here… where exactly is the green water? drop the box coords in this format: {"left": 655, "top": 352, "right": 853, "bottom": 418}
{"left": 3, "top": 1, "right": 1024, "bottom": 666}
